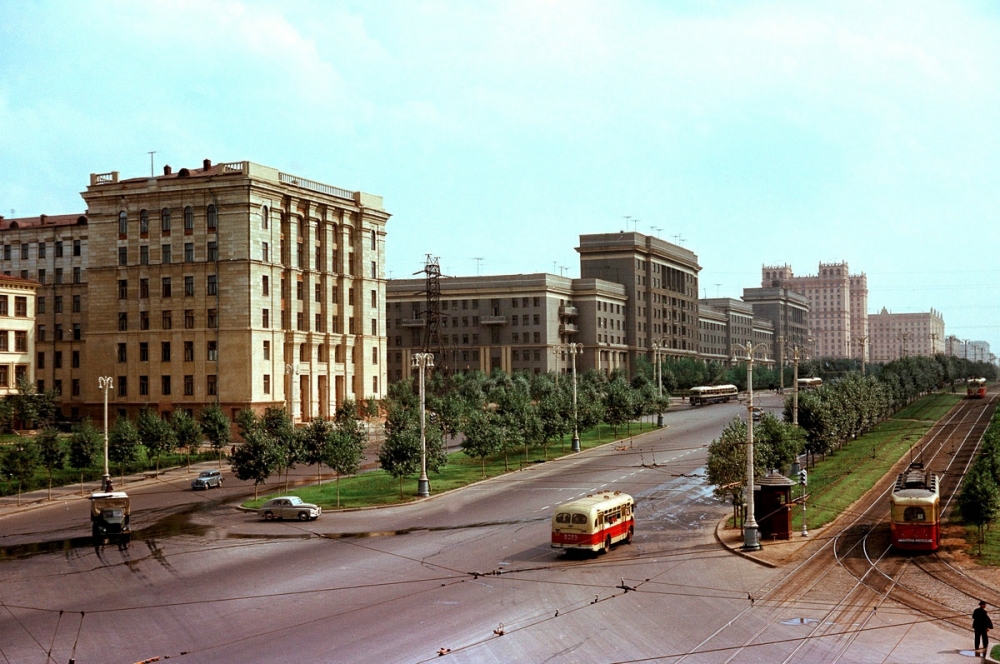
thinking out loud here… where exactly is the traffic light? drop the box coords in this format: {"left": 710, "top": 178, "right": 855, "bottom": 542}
{"left": 798, "top": 469, "right": 808, "bottom": 486}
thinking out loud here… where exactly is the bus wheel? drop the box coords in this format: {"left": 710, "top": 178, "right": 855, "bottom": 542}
{"left": 626, "top": 527, "right": 634, "bottom": 545}
{"left": 602, "top": 536, "right": 611, "bottom": 554}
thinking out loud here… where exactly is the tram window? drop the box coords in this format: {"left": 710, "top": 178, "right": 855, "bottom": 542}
{"left": 571, "top": 514, "right": 588, "bottom": 525}
{"left": 556, "top": 513, "right": 571, "bottom": 524}
{"left": 903, "top": 507, "right": 926, "bottom": 522}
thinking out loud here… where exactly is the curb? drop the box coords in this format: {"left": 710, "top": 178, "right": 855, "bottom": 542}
{"left": 714, "top": 516, "right": 778, "bottom": 569}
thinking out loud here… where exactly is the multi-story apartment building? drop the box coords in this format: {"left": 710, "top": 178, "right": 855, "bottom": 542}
{"left": 868, "top": 307, "right": 945, "bottom": 362}
{"left": 386, "top": 273, "right": 627, "bottom": 381}
{"left": 697, "top": 306, "right": 728, "bottom": 365}
{"left": 741, "top": 286, "right": 810, "bottom": 372}
{"left": 0, "top": 275, "right": 38, "bottom": 397}
{"left": 578, "top": 232, "right": 700, "bottom": 372}
{"left": 698, "top": 298, "right": 775, "bottom": 366}
{"left": 0, "top": 214, "right": 88, "bottom": 414}
{"left": 761, "top": 262, "right": 867, "bottom": 360}
{"left": 61, "top": 159, "right": 388, "bottom": 423}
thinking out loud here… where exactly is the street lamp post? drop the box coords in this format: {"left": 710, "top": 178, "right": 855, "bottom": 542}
{"left": 734, "top": 341, "right": 764, "bottom": 552}
{"left": 777, "top": 335, "right": 785, "bottom": 394}
{"left": 98, "top": 376, "right": 113, "bottom": 492}
{"left": 412, "top": 352, "right": 434, "bottom": 497}
{"left": 567, "top": 343, "right": 583, "bottom": 453}
{"left": 792, "top": 346, "right": 801, "bottom": 426}
{"left": 652, "top": 342, "right": 664, "bottom": 427}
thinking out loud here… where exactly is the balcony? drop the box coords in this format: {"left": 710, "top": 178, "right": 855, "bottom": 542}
{"left": 401, "top": 318, "right": 426, "bottom": 327}
{"left": 559, "top": 305, "right": 578, "bottom": 317}
{"left": 480, "top": 315, "right": 507, "bottom": 325}
{"left": 559, "top": 323, "right": 579, "bottom": 334}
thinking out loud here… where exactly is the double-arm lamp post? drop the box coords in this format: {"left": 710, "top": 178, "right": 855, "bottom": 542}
{"left": 98, "top": 376, "right": 113, "bottom": 492}
{"left": 651, "top": 341, "right": 665, "bottom": 426}
{"left": 734, "top": 341, "right": 765, "bottom": 552}
{"left": 566, "top": 343, "right": 584, "bottom": 453}
{"left": 411, "top": 352, "right": 435, "bottom": 497}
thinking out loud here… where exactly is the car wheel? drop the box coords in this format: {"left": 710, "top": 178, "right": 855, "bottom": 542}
{"left": 263, "top": 511, "right": 274, "bottom": 521}
{"left": 298, "top": 511, "right": 310, "bottom": 521}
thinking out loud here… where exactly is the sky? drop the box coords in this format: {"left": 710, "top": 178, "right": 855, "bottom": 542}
{"left": 2, "top": 1, "right": 999, "bottom": 350}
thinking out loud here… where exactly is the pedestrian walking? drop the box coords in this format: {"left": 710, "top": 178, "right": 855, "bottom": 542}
{"left": 974, "top": 600, "right": 993, "bottom": 656}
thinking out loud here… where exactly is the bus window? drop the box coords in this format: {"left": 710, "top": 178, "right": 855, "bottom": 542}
{"left": 904, "top": 507, "right": 926, "bottom": 522}
{"left": 571, "top": 514, "right": 588, "bottom": 525}
{"left": 556, "top": 513, "right": 571, "bottom": 524}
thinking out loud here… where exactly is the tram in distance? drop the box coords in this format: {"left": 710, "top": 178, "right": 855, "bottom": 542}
{"left": 797, "top": 377, "right": 823, "bottom": 390}
{"left": 689, "top": 384, "right": 739, "bottom": 406}
{"left": 889, "top": 462, "right": 940, "bottom": 552}
{"left": 551, "top": 491, "right": 635, "bottom": 554}
{"left": 968, "top": 377, "right": 987, "bottom": 399}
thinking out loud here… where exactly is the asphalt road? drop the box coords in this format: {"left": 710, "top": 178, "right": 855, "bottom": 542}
{"left": 0, "top": 395, "right": 972, "bottom": 663}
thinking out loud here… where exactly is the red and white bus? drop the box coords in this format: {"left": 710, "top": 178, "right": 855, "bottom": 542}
{"left": 688, "top": 384, "right": 738, "bottom": 406}
{"left": 551, "top": 492, "right": 635, "bottom": 554}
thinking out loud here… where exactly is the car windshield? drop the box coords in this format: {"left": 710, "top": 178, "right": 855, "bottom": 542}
{"left": 199, "top": 472, "right": 214, "bottom": 478}
{"left": 288, "top": 497, "right": 303, "bottom": 505}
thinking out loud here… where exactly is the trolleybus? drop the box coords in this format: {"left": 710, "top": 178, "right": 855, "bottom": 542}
{"left": 688, "top": 384, "right": 739, "bottom": 406}
{"left": 889, "top": 463, "right": 940, "bottom": 552}
{"left": 551, "top": 491, "right": 634, "bottom": 554}
{"left": 797, "top": 377, "right": 823, "bottom": 390}
{"left": 968, "top": 377, "right": 987, "bottom": 399}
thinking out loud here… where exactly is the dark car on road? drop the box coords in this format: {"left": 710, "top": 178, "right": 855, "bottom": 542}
{"left": 191, "top": 469, "right": 224, "bottom": 490}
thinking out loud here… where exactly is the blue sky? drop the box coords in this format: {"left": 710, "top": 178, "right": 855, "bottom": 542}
{"left": 2, "top": 1, "right": 998, "bottom": 350}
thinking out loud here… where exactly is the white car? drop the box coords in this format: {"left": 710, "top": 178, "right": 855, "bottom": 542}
{"left": 259, "top": 496, "right": 322, "bottom": 521}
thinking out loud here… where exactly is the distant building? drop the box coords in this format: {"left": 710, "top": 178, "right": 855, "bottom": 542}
{"left": 698, "top": 305, "right": 728, "bottom": 365}
{"left": 868, "top": 308, "right": 945, "bottom": 361}
{"left": 761, "top": 262, "right": 867, "bottom": 360}
{"left": 0, "top": 275, "right": 38, "bottom": 397}
{"left": 386, "top": 273, "right": 627, "bottom": 381}
{"left": 578, "top": 232, "right": 700, "bottom": 372}
{"left": 698, "top": 298, "right": 774, "bottom": 366}
{"left": 741, "top": 286, "right": 810, "bottom": 372}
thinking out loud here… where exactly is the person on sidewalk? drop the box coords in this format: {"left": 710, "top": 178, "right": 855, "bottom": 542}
{"left": 974, "top": 600, "right": 993, "bottom": 656}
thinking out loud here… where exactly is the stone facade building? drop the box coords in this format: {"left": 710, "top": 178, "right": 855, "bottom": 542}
{"left": 868, "top": 307, "right": 945, "bottom": 362}
{"left": 0, "top": 275, "right": 38, "bottom": 397}
{"left": 741, "top": 286, "right": 810, "bottom": 374}
{"left": 386, "top": 273, "right": 627, "bottom": 380}
{"left": 698, "top": 298, "right": 775, "bottom": 366}
{"left": 0, "top": 160, "right": 389, "bottom": 423}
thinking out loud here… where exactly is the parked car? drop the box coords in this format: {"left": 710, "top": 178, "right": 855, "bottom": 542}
{"left": 191, "top": 469, "right": 224, "bottom": 490}
{"left": 259, "top": 496, "right": 322, "bottom": 521}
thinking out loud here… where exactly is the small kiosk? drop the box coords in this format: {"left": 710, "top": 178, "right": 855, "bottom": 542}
{"left": 754, "top": 472, "right": 794, "bottom": 540}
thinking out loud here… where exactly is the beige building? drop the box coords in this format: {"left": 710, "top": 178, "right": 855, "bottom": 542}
{"left": 697, "top": 305, "right": 729, "bottom": 365}
{"left": 868, "top": 307, "right": 945, "bottom": 361}
{"left": 1, "top": 159, "right": 393, "bottom": 424}
{"left": 0, "top": 275, "right": 39, "bottom": 397}
{"left": 762, "top": 262, "right": 867, "bottom": 360}
{"left": 698, "top": 298, "right": 775, "bottom": 366}
{"left": 386, "top": 273, "right": 628, "bottom": 380}
{"left": 578, "top": 232, "right": 700, "bottom": 372}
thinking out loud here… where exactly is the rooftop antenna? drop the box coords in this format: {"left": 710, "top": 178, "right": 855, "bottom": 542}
{"left": 472, "top": 257, "right": 483, "bottom": 276}
{"left": 148, "top": 150, "right": 157, "bottom": 177}
{"left": 672, "top": 233, "right": 685, "bottom": 244}
{"left": 715, "top": 283, "right": 721, "bottom": 297}
{"left": 623, "top": 215, "right": 632, "bottom": 232}
{"left": 634, "top": 218, "right": 641, "bottom": 232}
{"left": 559, "top": 265, "right": 568, "bottom": 277}
{"left": 651, "top": 226, "right": 662, "bottom": 237}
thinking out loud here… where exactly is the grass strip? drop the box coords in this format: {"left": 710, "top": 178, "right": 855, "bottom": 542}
{"left": 243, "top": 421, "right": 659, "bottom": 510}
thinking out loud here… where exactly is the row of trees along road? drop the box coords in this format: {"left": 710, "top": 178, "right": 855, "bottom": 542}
{"left": 706, "top": 353, "right": 996, "bottom": 526}
{"left": 960, "top": 409, "right": 1000, "bottom": 554}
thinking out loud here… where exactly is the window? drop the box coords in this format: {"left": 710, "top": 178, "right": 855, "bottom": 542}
{"left": 37, "top": 242, "right": 46, "bottom": 258}
{"left": 207, "top": 275, "right": 217, "bottom": 296}
{"left": 161, "top": 208, "right": 171, "bottom": 232}
{"left": 72, "top": 323, "right": 81, "bottom": 341}
{"left": 315, "top": 283, "right": 321, "bottom": 302}
{"left": 37, "top": 325, "right": 45, "bottom": 341}
{"left": 371, "top": 261, "right": 377, "bottom": 279}
{"left": 296, "top": 280, "right": 304, "bottom": 300}
{"left": 184, "top": 341, "right": 194, "bottom": 362}
{"left": 207, "top": 308, "right": 217, "bottom": 328}
{"left": 118, "top": 247, "right": 128, "bottom": 265}
{"left": 184, "top": 206, "right": 194, "bottom": 231}
{"left": 207, "top": 374, "right": 217, "bottom": 396}
{"left": 184, "top": 243, "right": 194, "bottom": 262}
{"left": 72, "top": 295, "right": 81, "bottom": 312}
{"left": 184, "top": 374, "right": 194, "bottom": 396}
{"left": 263, "top": 340, "right": 270, "bottom": 360}
{"left": 14, "top": 331, "right": 26, "bottom": 351}
{"left": 162, "top": 310, "right": 172, "bottom": 330}
{"left": 299, "top": 343, "right": 307, "bottom": 361}
{"left": 55, "top": 268, "right": 63, "bottom": 284}
{"left": 371, "top": 290, "right": 377, "bottom": 308}
{"left": 372, "top": 376, "right": 378, "bottom": 394}
{"left": 263, "top": 374, "right": 271, "bottom": 394}
{"left": 20, "top": 243, "right": 28, "bottom": 260}
{"left": 297, "top": 242, "right": 304, "bottom": 268}
{"left": 207, "top": 204, "right": 217, "bottom": 231}
{"left": 184, "top": 309, "right": 194, "bottom": 329}
{"left": 370, "top": 229, "right": 376, "bottom": 250}
{"left": 372, "top": 318, "right": 377, "bottom": 335}
{"left": 184, "top": 275, "right": 194, "bottom": 296}
{"left": 262, "top": 275, "right": 269, "bottom": 295}
{"left": 140, "top": 342, "right": 149, "bottom": 361}
{"left": 315, "top": 313, "right": 322, "bottom": 332}
{"left": 73, "top": 240, "right": 81, "bottom": 256}
{"left": 161, "top": 375, "right": 171, "bottom": 395}
{"left": 262, "top": 308, "right": 269, "bottom": 327}
{"left": 118, "top": 280, "right": 128, "bottom": 299}
{"left": 140, "top": 311, "right": 149, "bottom": 330}
{"left": 297, "top": 312, "right": 304, "bottom": 331}
{"left": 262, "top": 242, "right": 269, "bottom": 262}
{"left": 162, "top": 244, "right": 171, "bottom": 264}
{"left": 72, "top": 350, "right": 80, "bottom": 368}
{"left": 118, "top": 312, "right": 128, "bottom": 331}
{"left": 161, "top": 342, "right": 171, "bottom": 362}
{"left": 261, "top": 206, "right": 269, "bottom": 229}
{"left": 2, "top": 245, "right": 8, "bottom": 260}
{"left": 0, "top": 296, "right": 6, "bottom": 316}
{"left": 372, "top": 347, "right": 378, "bottom": 364}
{"left": 139, "top": 375, "right": 149, "bottom": 396}
{"left": 37, "top": 269, "right": 45, "bottom": 284}
{"left": 140, "top": 278, "right": 149, "bottom": 298}
{"left": 54, "top": 350, "right": 62, "bottom": 367}
{"left": 73, "top": 266, "right": 81, "bottom": 284}
{"left": 140, "top": 209, "right": 149, "bottom": 234}
{"left": 140, "top": 245, "right": 149, "bottom": 265}
{"left": 37, "top": 352, "right": 45, "bottom": 369}
{"left": 15, "top": 297, "right": 27, "bottom": 317}
{"left": 207, "top": 340, "right": 218, "bottom": 361}
{"left": 117, "top": 377, "right": 127, "bottom": 397}
{"left": 0, "top": 365, "right": 7, "bottom": 386}
{"left": 162, "top": 277, "right": 171, "bottom": 297}
{"left": 117, "top": 343, "right": 127, "bottom": 362}
{"left": 207, "top": 241, "right": 217, "bottom": 261}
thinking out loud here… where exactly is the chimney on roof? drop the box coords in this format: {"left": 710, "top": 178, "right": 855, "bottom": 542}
{"left": 203, "top": 159, "right": 212, "bottom": 170}
{"left": 40, "top": 214, "right": 48, "bottom": 224}
{"left": 163, "top": 165, "right": 172, "bottom": 175}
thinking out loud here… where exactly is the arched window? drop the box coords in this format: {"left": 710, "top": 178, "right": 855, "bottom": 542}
{"left": 161, "top": 208, "right": 171, "bottom": 232}
{"left": 140, "top": 209, "right": 149, "bottom": 234}
{"left": 118, "top": 211, "right": 128, "bottom": 235}
{"left": 261, "top": 206, "right": 269, "bottom": 230}
{"left": 183, "top": 206, "right": 194, "bottom": 231}
{"left": 206, "top": 204, "right": 217, "bottom": 230}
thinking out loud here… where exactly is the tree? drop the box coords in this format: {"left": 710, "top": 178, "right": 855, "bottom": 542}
{"left": 68, "top": 419, "right": 102, "bottom": 495}
{"left": 379, "top": 405, "right": 422, "bottom": 498}
{"left": 230, "top": 426, "right": 280, "bottom": 500}
{"left": 36, "top": 427, "right": 65, "bottom": 500}
{"left": 959, "top": 462, "right": 1000, "bottom": 556}
{"left": 461, "top": 410, "right": 503, "bottom": 477}
{"left": 261, "top": 407, "right": 300, "bottom": 491}
{"left": 172, "top": 410, "right": 203, "bottom": 470}
{"left": 301, "top": 417, "right": 334, "bottom": 484}
{"left": 137, "top": 408, "right": 176, "bottom": 476}
{"left": 705, "top": 418, "right": 769, "bottom": 527}
{"left": 604, "top": 376, "right": 634, "bottom": 436}
{"left": 2, "top": 440, "right": 39, "bottom": 506}
{"left": 326, "top": 406, "right": 367, "bottom": 506}
{"left": 200, "top": 403, "right": 231, "bottom": 467}
{"left": 109, "top": 418, "right": 142, "bottom": 485}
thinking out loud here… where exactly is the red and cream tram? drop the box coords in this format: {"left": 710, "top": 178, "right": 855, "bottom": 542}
{"left": 889, "top": 463, "right": 940, "bottom": 552}
{"left": 967, "top": 377, "right": 987, "bottom": 399}
{"left": 551, "top": 491, "right": 635, "bottom": 554}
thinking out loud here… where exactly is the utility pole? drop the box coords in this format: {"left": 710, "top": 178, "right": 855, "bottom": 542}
{"left": 734, "top": 341, "right": 765, "bottom": 552}
{"left": 853, "top": 335, "right": 868, "bottom": 375}
{"left": 777, "top": 335, "right": 785, "bottom": 394}
{"left": 98, "top": 377, "right": 113, "bottom": 491}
